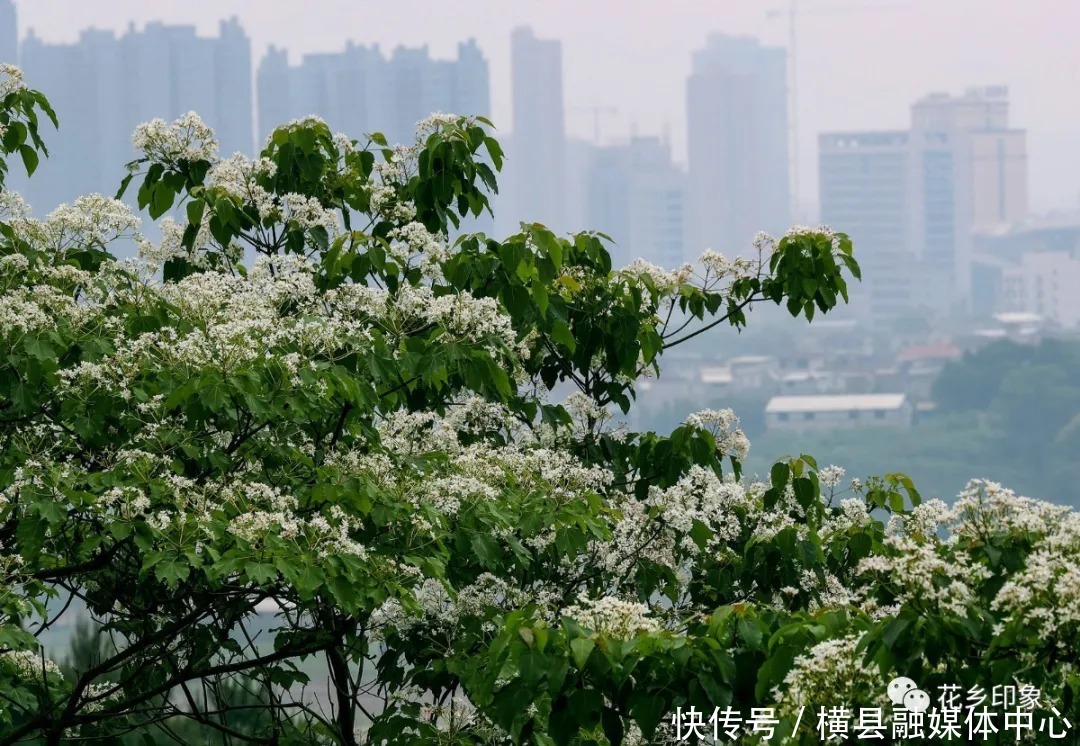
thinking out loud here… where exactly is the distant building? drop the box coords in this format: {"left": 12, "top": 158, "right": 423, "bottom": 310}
{"left": 764, "top": 393, "right": 912, "bottom": 432}
{"left": 561, "top": 137, "right": 592, "bottom": 234}
{"left": 819, "top": 86, "right": 1027, "bottom": 328}
{"left": 584, "top": 136, "right": 686, "bottom": 268}
{"left": 256, "top": 39, "right": 488, "bottom": 149}
{"left": 0, "top": 0, "right": 15, "bottom": 65}
{"left": 508, "top": 26, "right": 566, "bottom": 233}
{"left": 910, "top": 87, "right": 1028, "bottom": 303}
{"left": 894, "top": 343, "right": 962, "bottom": 400}
{"left": 686, "top": 34, "right": 789, "bottom": 258}
{"left": 962, "top": 312, "right": 1047, "bottom": 349}
{"left": 973, "top": 213, "right": 1080, "bottom": 328}
{"left": 896, "top": 342, "right": 962, "bottom": 369}
{"left": 999, "top": 253, "right": 1080, "bottom": 328}
{"left": 256, "top": 38, "right": 492, "bottom": 234}
{"left": 777, "top": 370, "right": 843, "bottom": 395}
{"left": 17, "top": 19, "right": 253, "bottom": 221}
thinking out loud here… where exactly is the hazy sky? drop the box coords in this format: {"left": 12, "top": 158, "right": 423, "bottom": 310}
{"left": 12, "top": 0, "right": 1080, "bottom": 215}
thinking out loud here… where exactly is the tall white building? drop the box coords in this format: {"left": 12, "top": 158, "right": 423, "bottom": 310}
{"left": 508, "top": 26, "right": 566, "bottom": 233}
{"left": 818, "top": 130, "right": 941, "bottom": 324}
{"left": 686, "top": 34, "right": 789, "bottom": 258}
{"left": 819, "top": 86, "right": 1027, "bottom": 328}
{"left": 974, "top": 215, "right": 1080, "bottom": 328}
{"left": 1002, "top": 251, "right": 1080, "bottom": 328}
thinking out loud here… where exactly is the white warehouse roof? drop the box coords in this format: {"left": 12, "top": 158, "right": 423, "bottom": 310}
{"left": 700, "top": 367, "right": 733, "bottom": 384}
{"left": 766, "top": 394, "right": 907, "bottom": 414}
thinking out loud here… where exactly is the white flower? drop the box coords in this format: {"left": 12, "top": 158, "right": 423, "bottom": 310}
{"left": 774, "top": 633, "right": 886, "bottom": 712}
{"left": 0, "top": 190, "right": 31, "bottom": 223}
{"left": 132, "top": 111, "right": 218, "bottom": 164}
{"left": 563, "top": 594, "right": 663, "bottom": 639}
{"left": 415, "top": 112, "right": 463, "bottom": 140}
{"left": 818, "top": 465, "right": 846, "bottom": 488}
{"left": 1, "top": 650, "right": 62, "bottom": 681}
{"left": 0, "top": 64, "right": 26, "bottom": 97}
{"left": 685, "top": 409, "right": 750, "bottom": 461}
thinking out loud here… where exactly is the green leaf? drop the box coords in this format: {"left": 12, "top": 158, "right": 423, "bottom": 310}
{"left": 186, "top": 199, "right": 205, "bottom": 227}
{"left": 770, "top": 461, "right": 790, "bottom": 490}
{"left": 531, "top": 226, "right": 563, "bottom": 268}
{"left": 848, "top": 531, "right": 872, "bottom": 560}
{"left": 19, "top": 144, "right": 39, "bottom": 176}
{"left": 550, "top": 320, "right": 576, "bottom": 352}
{"left": 155, "top": 560, "right": 191, "bottom": 587}
{"left": 570, "top": 638, "right": 595, "bottom": 669}
{"left": 470, "top": 533, "right": 500, "bottom": 568}
{"left": 531, "top": 279, "right": 549, "bottom": 315}
{"left": 882, "top": 614, "right": 912, "bottom": 649}
{"left": 602, "top": 707, "right": 625, "bottom": 746}
{"left": 737, "top": 616, "right": 763, "bottom": 648}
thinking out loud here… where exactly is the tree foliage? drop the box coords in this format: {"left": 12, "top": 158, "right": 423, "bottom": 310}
{"left": 1, "top": 70, "right": 1079, "bottom": 746}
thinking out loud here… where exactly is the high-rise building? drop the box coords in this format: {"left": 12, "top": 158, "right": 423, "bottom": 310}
{"left": 819, "top": 131, "right": 948, "bottom": 324}
{"left": 255, "top": 38, "right": 493, "bottom": 234}
{"left": 17, "top": 19, "right": 253, "bottom": 220}
{"left": 819, "top": 86, "right": 1027, "bottom": 327}
{"left": 508, "top": 26, "right": 566, "bottom": 233}
{"left": 911, "top": 86, "right": 1027, "bottom": 303}
{"left": 19, "top": 28, "right": 124, "bottom": 209}
{"left": 213, "top": 18, "right": 254, "bottom": 159}
{"left": 686, "top": 34, "right": 789, "bottom": 257}
{"left": 585, "top": 136, "right": 686, "bottom": 269}
{"left": 0, "top": 0, "right": 16, "bottom": 65}
{"left": 256, "top": 39, "right": 489, "bottom": 148}
{"left": 258, "top": 43, "right": 390, "bottom": 141}
{"left": 562, "top": 137, "right": 592, "bottom": 234}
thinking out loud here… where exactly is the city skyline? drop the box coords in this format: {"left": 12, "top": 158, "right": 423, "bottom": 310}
{"left": 256, "top": 37, "right": 490, "bottom": 148}
{"left": 7, "top": 0, "right": 1080, "bottom": 215}
{"left": 10, "top": 12, "right": 252, "bottom": 220}
{"left": 0, "top": 1, "right": 1073, "bottom": 332}
{"left": 2, "top": 11, "right": 1062, "bottom": 222}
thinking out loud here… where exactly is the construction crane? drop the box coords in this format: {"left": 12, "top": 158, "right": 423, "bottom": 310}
{"left": 765, "top": 1, "right": 905, "bottom": 221}
{"left": 571, "top": 104, "right": 619, "bottom": 144}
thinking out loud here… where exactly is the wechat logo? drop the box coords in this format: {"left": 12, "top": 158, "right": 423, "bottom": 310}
{"left": 888, "top": 677, "right": 931, "bottom": 713}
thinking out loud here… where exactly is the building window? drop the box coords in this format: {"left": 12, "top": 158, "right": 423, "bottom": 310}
{"left": 849, "top": 410, "right": 859, "bottom": 420}
{"left": 875, "top": 410, "right": 887, "bottom": 420}
{"left": 804, "top": 412, "right": 815, "bottom": 421}
{"left": 778, "top": 413, "right": 790, "bottom": 422}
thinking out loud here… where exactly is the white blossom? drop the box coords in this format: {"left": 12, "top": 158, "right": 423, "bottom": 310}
{"left": 132, "top": 111, "right": 218, "bottom": 164}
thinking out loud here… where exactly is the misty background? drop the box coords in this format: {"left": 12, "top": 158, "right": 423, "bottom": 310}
{"left": 4, "top": 0, "right": 1080, "bottom": 515}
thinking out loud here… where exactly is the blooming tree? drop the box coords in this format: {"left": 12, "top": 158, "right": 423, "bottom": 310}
{"left": 2, "top": 67, "right": 1079, "bottom": 746}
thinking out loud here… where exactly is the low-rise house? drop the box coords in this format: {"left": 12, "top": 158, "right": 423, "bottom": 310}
{"left": 764, "top": 393, "right": 912, "bottom": 433}
{"left": 728, "top": 355, "right": 777, "bottom": 391}
{"left": 699, "top": 366, "right": 733, "bottom": 390}
{"left": 777, "top": 370, "right": 842, "bottom": 395}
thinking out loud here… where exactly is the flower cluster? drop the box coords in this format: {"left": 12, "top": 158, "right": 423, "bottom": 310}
{"left": 563, "top": 594, "right": 663, "bottom": 639}
{"left": 0, "top": 63, "right": 26, "bottom": 98}
{"left": 131, "top": 111, "right": 218, "bottom": 164}
{"left": 774, "top": 633, "right": 887, "bottom": 713}
{"left": 621, "top": 258, "right": 694, "bottom": 295}
{"left": 0, "top": 650, "right": 62, "bottom": 682}
{"left": 387, "top": 221, "right": 448, "bottom": 273}
{"left": 856, "top": 534, "right": 992, "bottom": 617}
{"left": 14, "top": 194, "right": 144, "bottom": 254}
{"left": 992, "top": 512, "right": 1080, "bottom": 639}
{"left": 414, "top": 112, "right": 465, "bottom": 140}
{"left": 685, "top": 408, "right": 750, "bottom": 461}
